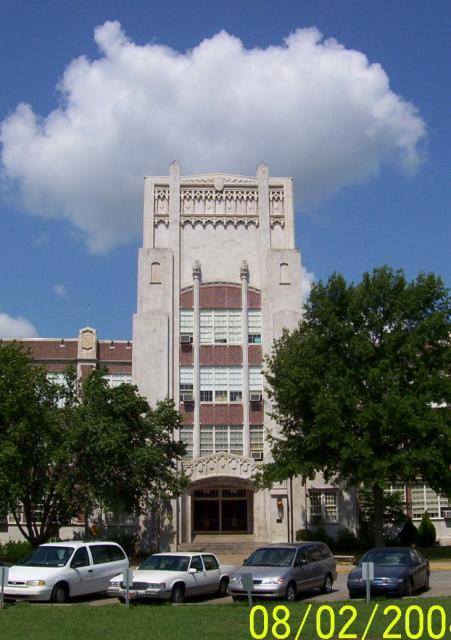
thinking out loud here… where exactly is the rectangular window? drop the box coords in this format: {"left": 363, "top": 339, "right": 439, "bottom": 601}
{"left": 104, "top": 374, "right": 132, "bottom": 388}
{"left": 309, "top": 490, "right": 338, "bottom": 523}
{"left": 179, "top": 427, "right": 193, "bottom": 459}
{"left": 249, "top": 367, "right": 263, "bottom": 392}
{"left": 200, "top": 367, "right": 243, "bottom": 403}
{"left": 411, "top": 484, "right": 449, "bottom": 520}
{"left": 249, "top": 425, "right": 264, "bottom": 452}
{"left": 179, "top": 367, "right": 194, "bottom": 400}
{"left": 248, "top": 310, "right": 262, "bottom": 344}
{"left": 200, "top": 425, "right": 244, "bottom": 456}
{"left": 200, "top": 310, "right": 242, "bottom": 345}
{"left": 180, "top": 310, "right": 194, "bottom": 335}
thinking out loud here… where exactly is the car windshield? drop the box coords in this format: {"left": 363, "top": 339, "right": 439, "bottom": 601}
{"left": 139, "top": 555, "right": 190, "bottom": 572}
{"left": 21, "top": 546, "right": 74, "bottom": 567}
{"left": 245, "top": 548, "right": 295, "bottom": 567}
{"left": 360, "top": 550, "right": 410, "bottom": 566}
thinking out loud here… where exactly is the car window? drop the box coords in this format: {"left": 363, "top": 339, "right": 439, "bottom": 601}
{"left": 245, "top": 547, "right": 296, "bottom": 567}
{"left": 320, "top": 545, "right": 332, "bottom": 559}
{"left": 107, "top": 545, "right": 126, "bottom": 562}
{"left": 361, "top": 550, "right": 410, "bottom": 566}
{"left": 90, "top": 545, "right": 111, "bottom": 565}
{"left": 139, "top": 555, "right": 190, "bottom": 571}
{"left": 295, "top": 549, "right": 308, "bottom": 565}
{"left": 21, "top": 545, "right": 74, "bottom": 567}
{"left": 72, "top": 547, "right": 90, "bottom": 567}
{"left": 410, "top": 550, "right": 422, "bottom": 565}
{"left": 202, "top": 555, "right": 219, "bottom": 570}
{"left": 190, "top": 555, "right": 204, "bottom": 572}
{"left": 307, "top": 545, "right": 322, "bottom": 562}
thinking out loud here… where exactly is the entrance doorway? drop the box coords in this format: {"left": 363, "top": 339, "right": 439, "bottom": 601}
{"left": 192, "top": 487, "right": 251, "bottom": 534}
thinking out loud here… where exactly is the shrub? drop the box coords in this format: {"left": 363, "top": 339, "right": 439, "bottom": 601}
{"left": 0, "top": 540, "right": 32, "bottom": 564}
{"left": 399, "top": 517, "right": 419, "bottom": 546}
{"left": 333, "top": 527, "right": 359, "bottom": 552}
{"left": 418, "top": 513, "right": 436, "bottom": 547}
{"left": 295, "top": 527, "right": 333, "bottom": 547}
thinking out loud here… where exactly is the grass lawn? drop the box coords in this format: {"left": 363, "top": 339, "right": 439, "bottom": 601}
{"left": 420, "top": 546, "right": 451, "bottom": 561}
{"left": 1, "top": 598, "right": 451, "bottom": 640}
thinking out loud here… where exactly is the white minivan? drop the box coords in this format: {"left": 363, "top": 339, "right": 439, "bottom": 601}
{"left": 4, "top": 541, "right": 129, "bottom": 603}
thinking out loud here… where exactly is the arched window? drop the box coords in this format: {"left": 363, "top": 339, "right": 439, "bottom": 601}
{"left": 280, "top": 262, "right": 290, "bottom": 284}
{"left": 151, "top": 261, "right": 162, "bottom": 284}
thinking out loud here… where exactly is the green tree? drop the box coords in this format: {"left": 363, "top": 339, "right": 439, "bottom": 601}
{"left": 263, "top": 267, "right": 451, "bottom": 546}
{"left": 0, "top": 344, "right": 79, "bottom": 546}
{"left": 0, "top": 345, "right": 187, "bottom": 547}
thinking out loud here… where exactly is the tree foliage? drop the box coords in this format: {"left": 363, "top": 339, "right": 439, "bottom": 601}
{"left": 0, "top": 344, "right": 186, "bottom": 547}
{"left": 263, "top": 266, "right": 451, "bottom": 546}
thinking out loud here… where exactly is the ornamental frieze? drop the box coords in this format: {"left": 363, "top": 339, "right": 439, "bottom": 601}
{"left": 182, "top": 453, "right": 261, "bottom": 482}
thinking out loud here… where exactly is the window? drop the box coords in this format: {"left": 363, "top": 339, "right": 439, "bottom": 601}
{"left": 307, "top": 545, "right": 322, "bottom": 563}
{"left": 308, "top": 490, "right": 338, "bottom": 523}
{"left": 104, "top": 374, "right": 132, "bottom": 388}
{"left": 411, "top": 484, "right": 449, "bottom": 520}
{"left": 189, "top": 555, "right": 204, "bottom": 572}
{"left": 200, "top": 425, "right": 244, "bottom": 456}
{"left": 200, "top": 310, "right": 242, "bottom": 345}
{"left": 151, "top": 261, "right": 161, "bottom": 284}
{"left": 202, "top": 554, "right": 219, "bottom": 571}
{"left": 180, "top": 310, "right": 194, "bottom": 334}
{"left": 180, "top": 426, "right": 193, "bottom": 458}
{"left": 90, "top": 545, "right": 111, "bottom": 565}
{"left": 72, "top": 547, "right": 90, "bottom": 567}
{"left": 107, "top": 545, "right": 126, "bottom": 561}
{"left": 47, "top": 372, "right": 66, "bottom": 386}
{"left": 179, "top": 367, "right": 194, "bottom": 400}
{"left": 250, "top": 425, "right": 264, "bottom": 453}
{"left": 249, "top": 368, "right": 263, "bottom": 392}
{"left": 280, "top": 262, "right": 290, "bottom": 284}
{"left": 248, "top": 310, "right": 262, "bottom": 344}
{"left": 200, "top": 367, "right": 243, "bottom": 403}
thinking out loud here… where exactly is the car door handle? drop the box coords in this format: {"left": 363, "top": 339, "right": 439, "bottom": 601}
{"left": 88, "top": 569, "right": 93, "bottom": 573}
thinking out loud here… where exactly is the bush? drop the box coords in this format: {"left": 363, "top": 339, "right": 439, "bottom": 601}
{"left": 418, "top": 513, "right": 436, "bottom": 547}
{"left": 0, "top": 540, "right": 32, "bottom": 564}
{"left": 333, "top": 527, "right": 359, "bottom": 552}
{"left": 295, "top": 527, "right": 333, "bottom": 547}
{"left": 399, "top": 517, "right": 419, "bottom": 546}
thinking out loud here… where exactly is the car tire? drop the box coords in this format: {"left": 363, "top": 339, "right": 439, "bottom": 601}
{"left": 217, "top": 577, "right": 229, "bottom": 597}
{"left": 232, "top": 595, "right": 242, "bottom": 602}
{"left": 50, "top": 583, "right": 68, "bottom": 604}
{"left": 349, "top": 592, "right": 359, "bottom": 600}
{"left": 424, "top": 574, "right": 430, "bottom": 591}
{"left": 320, "top": 573, "right": 333, "bottom": 594}
{"left": 118, "top": 597, "right": 126, "bottom": 604}
{"left": 171, "top": 584, "right": 184, "bottom": 604}
{"left": 404, "top": 578, "right": 413, "bottom": 597}
{"left": 285, "top": 582, "right": 297, "bottom": 602}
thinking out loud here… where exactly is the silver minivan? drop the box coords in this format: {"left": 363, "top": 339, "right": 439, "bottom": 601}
{"left": 229, "top": 542, "right": 337, "bottom": 601}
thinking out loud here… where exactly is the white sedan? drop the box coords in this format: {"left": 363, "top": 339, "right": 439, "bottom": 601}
{"left": 107, "top": 551, "right": 235, "bottom": 603}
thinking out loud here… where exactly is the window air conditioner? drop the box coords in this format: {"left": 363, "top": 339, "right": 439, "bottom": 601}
{"left": 251, "top": 451, "right": 263, "bottom": 461}
{"left": 181, "top": 393, "right": 194, "bottom": 402}
{"left": 250, "top": 392, "right": 263, "bottom": 402}
{"left": 442, "top": 510, "right": 451, "bottom": 519}
{"left": 180, "top": 334, "right": 193, "bottom": 344}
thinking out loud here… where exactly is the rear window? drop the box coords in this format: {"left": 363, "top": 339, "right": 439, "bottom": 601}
{"left": 202, "top": 555, "right": 219, "bottom": 570}
{"left": 108, "top": 545, "right": 126, "bottom": 561}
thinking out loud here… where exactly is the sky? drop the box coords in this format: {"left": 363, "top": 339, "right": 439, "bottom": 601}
{"left": 1, "top": 0, "right": 450, "bottom": 340}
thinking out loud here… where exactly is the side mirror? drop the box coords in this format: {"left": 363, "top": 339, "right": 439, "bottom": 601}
{"left": 298, "top": 559, "right": 308, "bottom": 566}
{"left": 188, "top": 568, "right": 197, "bottom": 574}
{"left": 71, "top": 559, "right": 84, "bottom": 569}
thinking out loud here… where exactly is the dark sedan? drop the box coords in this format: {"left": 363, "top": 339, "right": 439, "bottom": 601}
{"left": 347, "top": 547, "right": 430, "bottom": 598}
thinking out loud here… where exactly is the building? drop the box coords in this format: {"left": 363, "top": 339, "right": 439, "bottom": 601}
{"left": 1, "top": 163, "right": 450, "bottom": 547}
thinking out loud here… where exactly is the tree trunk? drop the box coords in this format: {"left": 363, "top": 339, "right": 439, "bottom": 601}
{"left": 372, "top": 483, "right": 385, "bottom": 547}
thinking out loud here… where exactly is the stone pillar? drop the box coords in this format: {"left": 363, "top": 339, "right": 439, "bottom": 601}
{"left": 241, "top": 261, "right": 250, "bottom": 458}
{"left": 169, "top": 161, "right": 181, "bottom": 399}
{"left": 143, "top": 176, "right": 154, "bottom": 249}
{"left": 193, "top": 260, "right": 201, "bottom": 458}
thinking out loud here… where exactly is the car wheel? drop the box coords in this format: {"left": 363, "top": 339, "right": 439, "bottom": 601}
{"left": 171, "top": 584, "right": 184, "bottom": 604}
{"left": 320, "top": 573, "right": 333, "bottom": 594}
{"left": 349, "top": 592, "right": 359, "bottom": 600}
{"left": 404, "top": 578, "right": 413, "bottom": 597}
{"left": 232, "top": 595, "right": 242, "bottom": 602}
{"left": 118, "top": 597, "right": 126, "bottom": 604}
{"left": 217, "top": 577, "right": 229, "bottom": 597}
{"left": 285, "top": 582, "right": 297, "bottom": 602}
{"left": 50, "top": 583, "right": 68, "bottom": 604}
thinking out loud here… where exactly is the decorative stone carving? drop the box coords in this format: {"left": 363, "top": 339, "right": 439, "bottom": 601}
{"left": 78, "top": 327, "right": 97, "bottom": 360}
{"left": 181, "top": 175, "right": 257, "bottom": 185}
{"left": 192, "top": 260, "right": 201, "bottom": 279}
{"left": 181, "top": 217, "right": 259, "bottom": 229}
{"left": 240, "top": 260, "right": 249, "bottom": 280}
{"left": 182, "top": 453, "right": 260, "bottom": 482}
{"left": 154, "top": 186, "right": 170, "bottom": 217}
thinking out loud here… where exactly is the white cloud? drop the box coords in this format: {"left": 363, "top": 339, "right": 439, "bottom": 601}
{"left": 53, "top": 283, "right": 67, "bottom": 297}
{"left": 301, "top": 266, "right": 315, "bottom": 306}
{"left": 0, "top": 22, "right": 426, "bottom": 252}
{"left": 0, "top": 312, "right": 38, "bottom": 338}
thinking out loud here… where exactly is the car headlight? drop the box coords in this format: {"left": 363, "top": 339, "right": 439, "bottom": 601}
{"left": 261, "top": 577, "right": 286, "bottom": 585}
{"left": 147, "top": 582, "right": 166, "bottom": 589}
{"left": 348, "top": 578, "right": 363, "bottom": 583}
{"left": 26, "top": 580, "right": 46, "bottom": 586}
{"left": 230, "top": 577, "right": 241, "bottom": 583}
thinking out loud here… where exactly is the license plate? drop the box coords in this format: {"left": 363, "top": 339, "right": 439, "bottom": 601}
{"left": 127, "top": 591, "right": 137, "bottom": 599}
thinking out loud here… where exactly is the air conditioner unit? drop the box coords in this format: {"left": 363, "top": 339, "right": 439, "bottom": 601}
{"left": 442, "top": 510, "right": 451, "bottom": 519}
{"left": 251, "top": 451, "right": 263, "bottom": 461}
{"left": 180, "top": 333, "right": 193, "bottom": 344}
{"left": 180, "top": 393, "right": 194, "bottom": 402}
{"left": 250, "top": 392, "right": 263, "bottom": 402}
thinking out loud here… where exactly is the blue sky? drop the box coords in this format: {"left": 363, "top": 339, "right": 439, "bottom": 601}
{"left": 1, "top": 0, "right": 450, "bottom": 340}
